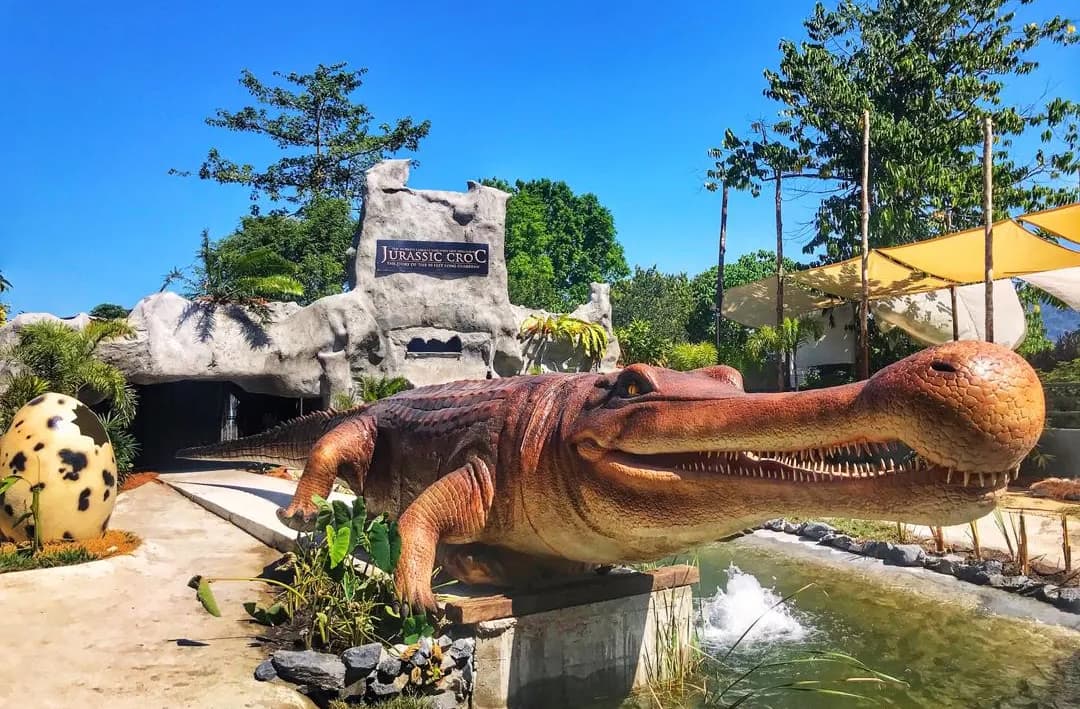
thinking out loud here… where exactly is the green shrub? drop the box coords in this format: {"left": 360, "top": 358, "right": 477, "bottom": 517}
{"left": 665, "top": 342, "right": 718, "bottom": 371}
{"left": 616, "top": 319, "right": 671, "bottom": 366}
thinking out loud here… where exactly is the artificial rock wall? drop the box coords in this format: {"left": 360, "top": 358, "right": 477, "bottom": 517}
{"left": 2, "top": 161, "right": 618, "bottom": 403}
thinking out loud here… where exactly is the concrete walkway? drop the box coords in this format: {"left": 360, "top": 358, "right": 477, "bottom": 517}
{"left": 165, "top": 468, "right": 357, "bottom": 552}
{"left": 0, "top": 481, "right": 314, "bottom": 709}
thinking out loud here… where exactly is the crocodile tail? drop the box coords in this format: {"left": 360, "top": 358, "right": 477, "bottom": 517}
{"left": 176, "top": 406, "right": 364, "bottom": 467}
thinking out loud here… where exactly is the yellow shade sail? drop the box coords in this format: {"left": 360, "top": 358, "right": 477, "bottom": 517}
{"left": 877, "top": 219, "right": 1080, "bottom": 283}
{"left": 790, "top": 252, "right": 953, "bottom": 299}
{"left": 721, "top": 278, "right": 843, "bottom": 327}
{"left": 1019, "top": 203, "right": 1080, "bottom": 243}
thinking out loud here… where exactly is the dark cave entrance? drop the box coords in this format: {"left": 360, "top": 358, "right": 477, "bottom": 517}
{"left": 130, "top": 381, "right": 320, "bottom": 468}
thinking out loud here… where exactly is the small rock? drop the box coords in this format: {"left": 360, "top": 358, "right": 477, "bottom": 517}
{"left": 763, "top": 518, "right": 785, "bottom": 532}
{"left": 981, "top": 559, "right": 1004, "bottom": 575}
{"left": 1053, "top": 587, "right": 1080, "bottom": 613}
{"left": 377, "top": 655, "right": 403, "bottom": 679}
{"left": 440, "top": 653, "right": 457, "bottom": 672}
{"left": 924, "top": 553, "right": 966, "bottom": 575}
{"left": 436, "top": 673, "right": 464, "bottom": 694}
{"left": 998, "top": 575, "right": 1032, "bottom": 593}
{"left": 436, "top": 634, "right": 453, "bottom": 650}
{"left": 862, "top": 540, "right": 894, "bottom": 559}
{"left": 957, "top": 564, "right": 1004, "bottom": 585}
{"left": 826, "top": 534, "right": 856, "bottom": 551}
{"left": 253, "top": 659, "right": 277, "bottom": 682}
{"left": 393, "top": 643, "right": 411, "bottom": 656}
{"left": 799, "top": 521, "right": 836, "bottom": 540}
{"left": 369, "top": 679, "right": 402, "bottom": 698}
{"left": 342, "top": 643, "right": 382, "bottom": 683}
{"left": 985, "top": 574, "right": 1006, "bottom": 588}
{"left": 412, "top": 651, "right": 430, "bottom": 668}
{"left": 885, "top": 544, "right": 924, "bottom": 567}
{"left": 449, "top": 638, "right": 475, "bottom": 664}
{"left": 418, "top": 637, "right": 434, "bottom": 654}
{"left": 428, "top": 689, "right": 460, "bottom": 709}
{"left": 270, "top": 649, "right": 346, "bottom": 691}
{"left": 461, "top": 660, "right": 474, "bottom": 688}
{"left": 1036, "top": 584, "right": 1059, "bottom": 603}
{"left": 782, "top": 521, "right": 799, "bottom": 534}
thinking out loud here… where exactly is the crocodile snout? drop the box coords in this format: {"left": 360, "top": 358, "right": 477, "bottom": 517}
{"left": 863, "top": 340, "right": 1045, "bottom": 472}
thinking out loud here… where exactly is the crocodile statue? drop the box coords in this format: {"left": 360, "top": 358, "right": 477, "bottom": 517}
{"left": 179, "top": 340, "right": 1044, "bottom": 612}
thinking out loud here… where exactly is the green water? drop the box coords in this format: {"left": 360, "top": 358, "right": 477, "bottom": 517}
{"left": 621, "top": 536, "right": 1079, "bottom": 708}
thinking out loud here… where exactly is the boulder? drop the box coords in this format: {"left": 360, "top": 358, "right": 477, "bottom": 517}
{"left": 1053, "top": 587, "right": 1080, "bottom": 613}
{"left": 862, "top": 540, "right": 895, "bottom": 559}
{"left": 782, "top": 521, "right": 800, "bottom": 534}
{"left": 270, "top": 650, "right": 346, "bottom": 691}
{"left": 884, "top": 544, "right": 924, "bottom": 567}
{"left": 799, "top": 521, "right": 836, "bottom": 540}
{"left": 998, "top": 575, "right": 1034, "bottom": 593}
{"left": 341, "top": 643, "right": 383, "bottom": 683}
{"left": 923, "top": 554, "right": 966, "bottom": 576}
{"left": 824, "top": 534, "right": 857, "bottom": 551}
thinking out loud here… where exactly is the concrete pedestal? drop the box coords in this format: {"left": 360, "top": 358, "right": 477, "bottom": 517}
{"left": 446, "top": 565, "right": 699, "bottom": 709}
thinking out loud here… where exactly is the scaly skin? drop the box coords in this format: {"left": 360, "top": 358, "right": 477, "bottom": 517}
{"left": 179, "top": 340, "right": 1045, "bottom": 612}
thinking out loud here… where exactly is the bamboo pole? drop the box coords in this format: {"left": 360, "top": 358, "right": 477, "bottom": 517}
{"left": 950, "top": 286, "right": 959, "bottom": 341}
{"left": 775, "top": 169, "right": 785, "bottom": 391}
{"left": 983, "top": 117, "right": 994, "bottom": 343}
{"left": 715, "top": 183, "right": 729, "bottom": 364}
{"left": 859, "top": 109, "right": 871, "bottom": 380}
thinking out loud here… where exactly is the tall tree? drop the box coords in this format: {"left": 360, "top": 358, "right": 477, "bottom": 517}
{"left": 214, "top": 196, "right": 357, "bottom": 304}
{"left": 172, "top": 62, "right": 431, "bottom": 212}
{"left": 482, "top": 178, "right": 629, "bottom": 311}
{"left": 740, "top": 0, "right": 1078, "bottom": 260}
{"left": 612, "top": 266, "right": 694, "bottom": 345}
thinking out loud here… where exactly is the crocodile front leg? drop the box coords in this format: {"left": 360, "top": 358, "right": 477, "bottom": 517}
{"left": 277, "top": 415, "right": 377, "bottom": 530}
{"left": 396, "top": 457, "right": 495, "bottom": 613}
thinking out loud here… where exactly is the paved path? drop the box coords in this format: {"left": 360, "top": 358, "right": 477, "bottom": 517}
{"left": 0, "top": 481, "right": 314, "bottom": 709}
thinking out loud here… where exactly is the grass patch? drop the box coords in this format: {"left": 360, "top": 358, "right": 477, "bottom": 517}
{"left": 0, "top": 530, "right": 141, "bottom": 573}
{"left": 328, "top": 697, "right": 429, "bottom": 709}
{"left": 784, "top": 517, "right": 908, "bottom": 542}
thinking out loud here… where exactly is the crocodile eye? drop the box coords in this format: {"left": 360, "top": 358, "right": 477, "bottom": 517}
{"left": 616, "top": 371, "right": 652, "bottom": 398}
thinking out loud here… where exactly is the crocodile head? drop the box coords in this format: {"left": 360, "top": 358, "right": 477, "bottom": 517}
{"left": 566, "top": 340, "right": 1044, "bottom": 551}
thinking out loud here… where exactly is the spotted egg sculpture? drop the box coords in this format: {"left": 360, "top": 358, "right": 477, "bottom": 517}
{"left": 0, "top": 393, "right": 118, "bottom": 542}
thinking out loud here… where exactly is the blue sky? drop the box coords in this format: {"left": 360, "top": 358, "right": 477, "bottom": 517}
{"left": 2, "top": 1, "right": 1077, "bottom": 316}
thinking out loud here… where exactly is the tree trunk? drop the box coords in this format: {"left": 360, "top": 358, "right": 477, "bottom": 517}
{"left": 774, "top": 170, "right": 785, "bottom": 391}
{"left": 715, "top": 183, "right": 729, "bottom": 364}
{"left": 859, "top": 109, "right": 871, "bottom": 380}
{"left": 983, "top": 117, "right": 994, "bottom": 343}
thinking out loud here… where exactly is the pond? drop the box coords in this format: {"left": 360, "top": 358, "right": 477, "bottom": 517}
{"left": 611, "top": 535, "right": 1079, "bottom": 708}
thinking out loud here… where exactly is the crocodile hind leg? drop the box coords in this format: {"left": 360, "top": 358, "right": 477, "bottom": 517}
{"left": 438, "top": 543, "right": 597, "bottom": 588}
{"left": 396, "top": 457, "right": 494, "bottom": 613}
{"left": 277, "top": 416, "right": 377, "bottom": 531}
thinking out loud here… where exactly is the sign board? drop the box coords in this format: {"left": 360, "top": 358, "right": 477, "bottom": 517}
{"left": 374, "top": 239, "right": 489, "bottom": 277}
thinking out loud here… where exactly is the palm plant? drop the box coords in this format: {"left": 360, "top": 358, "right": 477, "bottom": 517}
{"left": 0, "top": 319, "right": 139, "bottom": 473}
{"left": 746, "top": 316, "right": 824, "bottom": 391}
{"left": 519, "top": 314, "right": 609, "bottom": 371}
{"left": 162, "top": 230, "right": 304, "bottom": 308}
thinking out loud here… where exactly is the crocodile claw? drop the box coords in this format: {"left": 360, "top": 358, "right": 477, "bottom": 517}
{"left": 276, "top": 505, "right": 318, "bottom": 532}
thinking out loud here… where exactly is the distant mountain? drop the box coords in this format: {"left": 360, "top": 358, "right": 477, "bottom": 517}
{"left": 1042, "top": 305, "right": 1080, "bottom": 341}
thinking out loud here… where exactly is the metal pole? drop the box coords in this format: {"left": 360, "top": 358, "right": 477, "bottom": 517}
{"left": 859, "top": 109, "right": 871, "bottom": 379}
{"left": 983, "top": 117, "right": 994, "bottom": 343}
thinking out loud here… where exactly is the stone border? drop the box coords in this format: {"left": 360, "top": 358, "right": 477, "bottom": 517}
{"left": 760, "top": 519, "right": 1079, "bottom": 614}
{"left": 253, "top": 635, "right": 474, "bottom": 708}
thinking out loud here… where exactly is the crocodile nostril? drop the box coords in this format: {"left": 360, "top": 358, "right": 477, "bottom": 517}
{"left": 931, "top": 361, "right": 957, "bottom": 373}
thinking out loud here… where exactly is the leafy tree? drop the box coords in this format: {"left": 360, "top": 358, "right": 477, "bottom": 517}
{"left": 163, "top": 229, "right": 304, "bottom": 308}
{"left": 714, "top": 0, "right": 1079, "bottom": 262}
{"left": 213, "top": 196, "right": 356, "bottom": 304}
{"left": 0, "top": 319, "right": 139, "bottom": 472}
{"left": 482, "top": 178, "right": 628, "bottom": 311}
{"left": 611, "top": 266, "right": 693, "bottom": 345}
{"left": 615, "top": 320, "right": 671, "bottom": 366}
{"left": 172, "top": 62, "right": 431, "bottom": 212}
{"left": 89, "top": 303, "right": 129, "bottom": 320}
